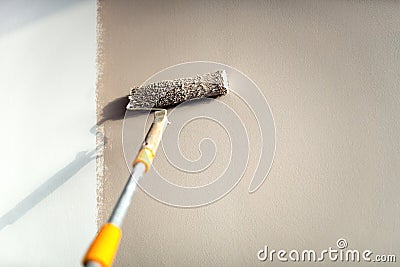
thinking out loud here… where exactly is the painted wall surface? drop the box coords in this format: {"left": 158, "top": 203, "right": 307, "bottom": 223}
{"left": 98, "top": 1, "right": 399, "bottom": 266}
{"left": 0, "top": 1, "right": 97, "bottom": 266}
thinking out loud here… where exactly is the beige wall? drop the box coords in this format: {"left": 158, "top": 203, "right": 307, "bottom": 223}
{"left": 98, "top": 1, "right": 400, "bottom": 266}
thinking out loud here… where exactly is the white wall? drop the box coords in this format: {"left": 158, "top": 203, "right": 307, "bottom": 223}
{"left": 0, "top": 1, "right": 97, "bottom": 266}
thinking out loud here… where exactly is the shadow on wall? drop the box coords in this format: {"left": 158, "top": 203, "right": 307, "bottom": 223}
{"left": 98, "top": 96, "right": 130, "bottom": 125}
{"left": 0, "top": 0, "right": 81, "bottom": 37}
{"left": 0, "top": 150, "right": 96, "bottom": 230}
{"left": 90, "top": 96, "right": 130, "bottom": 134}
{"left": 0, "top": 96, "right": 129, "bottom": 230}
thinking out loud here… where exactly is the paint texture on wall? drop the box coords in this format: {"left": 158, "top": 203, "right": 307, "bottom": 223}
{"left": 97, "top": 1, "right": 400, "bottom": 266}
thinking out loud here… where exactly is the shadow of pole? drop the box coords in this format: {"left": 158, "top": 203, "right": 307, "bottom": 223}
{"left": 0, "top": 150, "right": 96, "bottom": 230}
{"left": 0, "top": 96, "right": 130, "bottom": 230}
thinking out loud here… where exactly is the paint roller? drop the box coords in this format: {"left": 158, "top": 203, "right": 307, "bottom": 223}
{"left": 83, "top": 70, "right": 229, "bottom": 267}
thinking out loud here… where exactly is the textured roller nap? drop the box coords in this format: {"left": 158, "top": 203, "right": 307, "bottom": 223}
{"left": 126, "top": 70, "right": 229, "bottom": 110}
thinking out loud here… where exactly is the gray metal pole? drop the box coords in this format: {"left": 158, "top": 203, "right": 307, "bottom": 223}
{"left": 85, "top": 261, "right": 102, "bottom": 267}
{"left": 108, "top": 163, "right": 146, "bottom": 227}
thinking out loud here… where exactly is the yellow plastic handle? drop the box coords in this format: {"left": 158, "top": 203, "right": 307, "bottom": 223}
{"left": 83, "top": 223, "right": 122, "bottom": 267}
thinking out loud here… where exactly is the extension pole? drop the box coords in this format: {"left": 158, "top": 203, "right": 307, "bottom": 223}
{"left": 83, "top": 110, "right": 168, "bottom": 267}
